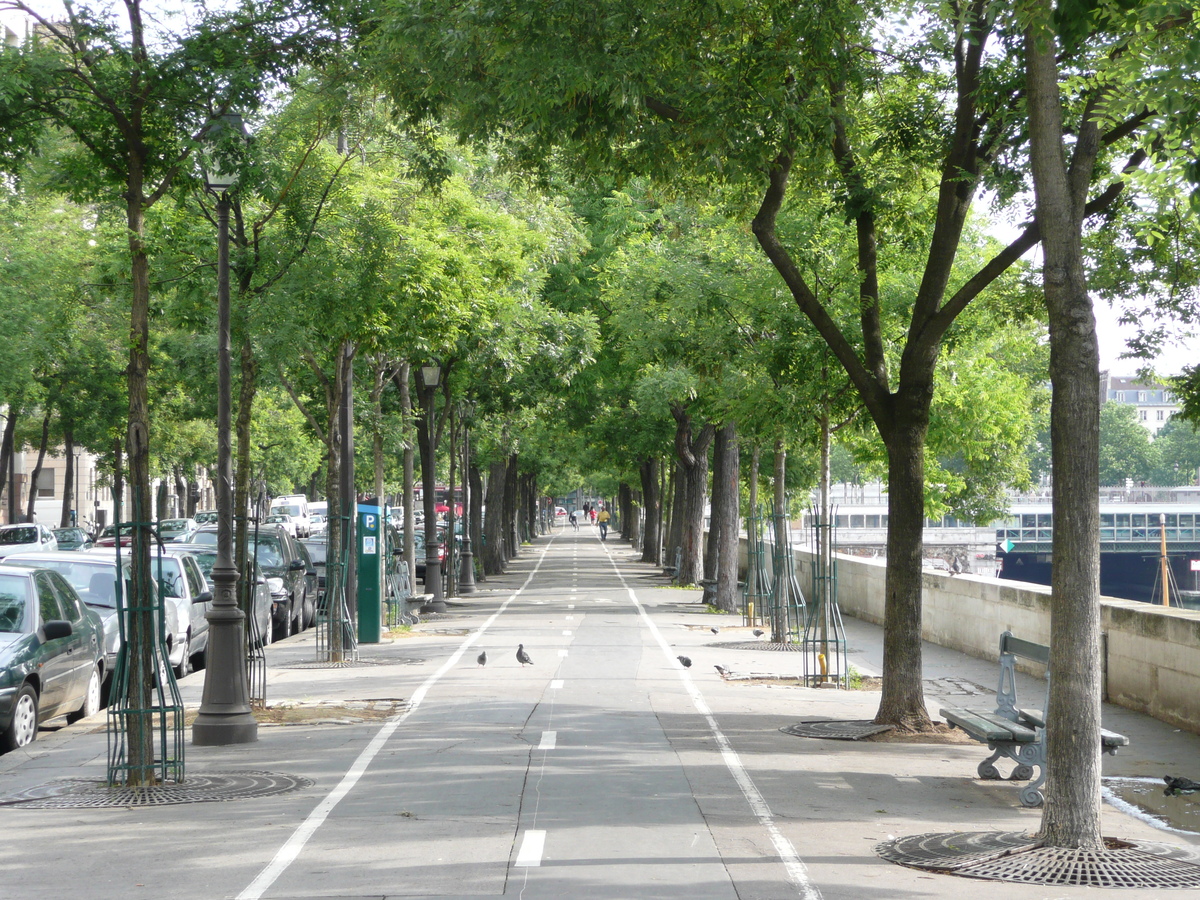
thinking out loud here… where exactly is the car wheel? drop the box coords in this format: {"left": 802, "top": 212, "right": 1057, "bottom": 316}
{"left": 175, "top": 636, "right": 191, "bottom": 678}
{"left": 1, "top": 684, "right": 38, "bottom": 751}
{"left": 67, "top": 666, "right": 102, "bottom": 724}
{"left": 276, "top": 606, "right": 291, "bottom": 640}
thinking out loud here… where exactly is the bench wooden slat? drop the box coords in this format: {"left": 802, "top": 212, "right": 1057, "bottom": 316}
{"left": 1101, "top": 728, "right": 1129, "bottom": 749}
{"left": 999, "top": 633, "right": 1050, "bottom": 666}
{"left": 941, "top": 707, "right": 1026, "bottom": 742}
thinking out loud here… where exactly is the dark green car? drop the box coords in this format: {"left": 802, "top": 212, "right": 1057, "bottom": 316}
{"left": 0, "top": 565, "right": 105, "bottom": 752}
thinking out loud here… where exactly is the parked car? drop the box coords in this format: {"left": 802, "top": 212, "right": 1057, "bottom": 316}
{"left": 157, "top": 518, "right": 197, "bottom": 542}
{"left": 52, "top": 527, "right": 93, "bottom": 551}
{"left": 0, "top": 524, "right": 58, "bottom": 559}
{"left": 185, "top": 546, "right": 273, "bottom": 647}
{"left": 146, "top": 547, "right": 212, "bottom": 676}
{"left": 265, "top": 513, "right": 297, "bottom": 538}
{"left": 2, "top": 550, "right": 181, "bottom": 697}
{"left": 185, "top": 525, "right": 313, "bottom": 639}
{"left": 0, "top": 564, "right": 106, "bottom": 750}
{"left": 299, "top": 537, "right": 327, "bottom": 605}
{"left": 193, "top": 510, "right": 218, "bottom": 526}
{"left": 308, "top": 514, "right": 328, "bottom": 537}
{"left": 94, "top": 524, "right": 135, "bottom": 548}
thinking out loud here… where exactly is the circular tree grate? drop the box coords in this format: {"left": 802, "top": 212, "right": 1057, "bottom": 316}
{"left": 877, "top": 831, "right": 1200, "bottom": 888}
{"left": 780, "top": 720, "right": 895, "bottom": 741}
{"left": 711, "top": 640, "right": 807, "bottom": 651}
{"left": 279, "top": 657, "right": 423, "bottom": 669}
{"left": 0, "top": 770, "right": 313, "bottom": 809}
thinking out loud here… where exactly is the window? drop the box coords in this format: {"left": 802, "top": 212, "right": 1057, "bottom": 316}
{"left": 1138, "top": 391, "right": 1148, "bottom": 401}
{"left": 1140, "top": 410, "right": 1148, "bottom": 420}
{"left": 36, "top": 573, "right": 64, "bottom": 624}
{"left": 35, "top": 469, "right": 55, "bottom": 498}
{"left": 1116, "top": 391, "right": 1126, "bottom": 401}
{"left": 1157, "top": 409, "right": 1165, "bottom": 420}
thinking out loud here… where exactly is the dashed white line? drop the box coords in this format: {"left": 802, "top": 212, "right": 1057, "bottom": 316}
{"left": 538, "top": 731, "right": 557, "bottom": 750}
{"left": 515, "top": 830, "right": 546, "bottom": 867}
{"left": 562, "top": 630, "right": 572, "bottom": 636}
{"left": 557, "top": 649, "right": 568, "bottom": 657}
{"left": 550, "top": 679, "right": 564, "bottom": 689}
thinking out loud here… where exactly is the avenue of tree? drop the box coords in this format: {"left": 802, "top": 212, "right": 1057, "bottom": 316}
{"left": 0, "top": 0, "right": 1198, "bottom": 849}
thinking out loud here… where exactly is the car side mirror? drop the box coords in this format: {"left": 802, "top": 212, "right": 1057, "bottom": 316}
{"left": 289, "top": 559, "right": 305, "bottom": 571}
{"left": 42, "top": 620, "right": 73, "bottom": 640}
{"left": 194, "top": 590, "right": 213, "bottom": 604}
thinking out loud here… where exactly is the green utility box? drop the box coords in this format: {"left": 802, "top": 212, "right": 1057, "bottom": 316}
{"left": 357, "top": 503, "right": 382, "bottom": 643}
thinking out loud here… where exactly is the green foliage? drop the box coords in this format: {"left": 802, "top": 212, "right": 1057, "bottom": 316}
{"left": 1099, "top": 402, "right": 1156, "bottom": 485}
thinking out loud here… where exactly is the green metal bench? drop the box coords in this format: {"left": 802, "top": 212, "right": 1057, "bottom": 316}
{"left": 940, "top": 631, "right": 1128, "bottom": 808}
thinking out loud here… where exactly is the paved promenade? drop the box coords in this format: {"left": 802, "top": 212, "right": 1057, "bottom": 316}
{"left": 2, "top": 526, "right": 1198, "bottom": 899}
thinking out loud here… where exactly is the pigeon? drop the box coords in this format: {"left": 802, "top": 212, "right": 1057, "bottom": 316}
{"left": 710, "top": 626, "right": 720, "bottom": 634}
{"left": 1164, "top": 775, "right": 1200, "bottom": 796}
{"left": 477, "top": 650, "right": 487, "bottom": 667}
{"left": 753, "top": 629, "right": 765, "bottom": 638}
{"left": 677, "top": 655, "right": 692, "bottom": 668}
{"left": 516, "top": 644, "right": 533, "bottom": 666}
{"left": 714, "top": 665, "right": 730, "bottom": 677}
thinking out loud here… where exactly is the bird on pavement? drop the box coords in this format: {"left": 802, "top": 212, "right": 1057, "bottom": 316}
{"left": 710, "top": 626, "right": 720, "bottom": 634}
{"left": 516, "top": 644, "right": 533, "bottom": 666}
{"left": 477, "top": 650, "right": 487, "bottom": 667}
{"left": 753, "top": 629, "right": 765, "bottom": 638}
{"left": 714, "top": 665, "right": 730, "bottom": 677}
{"left": 677, "top": 655, "right": 692, "bottom": 668}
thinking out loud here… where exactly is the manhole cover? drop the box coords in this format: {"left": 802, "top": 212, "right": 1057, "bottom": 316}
{"left": 279, "top": 657, "right": 423, "bottom": 669}
{"left": 877, "top": 831, "right": 1200, "bottom": 887}
{"left": 712, "top": 641, "right": 806, "bottom": 651}
{"left": 780, "top": 720, "right": 895, "bottom": 740}
{"left": 0, "top": 771, "right": 313, "bottom": 809}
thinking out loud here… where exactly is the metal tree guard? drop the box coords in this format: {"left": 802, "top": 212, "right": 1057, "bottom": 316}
{"left": 316, "top": 513, "right": 358, "bottom": 664}
{"left": 770, "top": 509, "right": 807, "bottom": 642}
{"left": 107, "top": 529, "right": 184, "bottom": 786}
{"left": 742, "top": 506, "right": 774, "bottom": 627}
{"left": 801, "top": 504, "right": 848, "bottom": 688}
{"left": 243, "top": 506, "right": 267, "bottom": 708}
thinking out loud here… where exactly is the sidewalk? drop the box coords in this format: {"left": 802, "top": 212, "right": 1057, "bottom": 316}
{"left": 1, "top": 536, "right": 1198, "bottom": 900}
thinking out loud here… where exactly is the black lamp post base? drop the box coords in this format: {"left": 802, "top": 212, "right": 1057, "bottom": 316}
{"left": 192, "top": 713, "right": 259, "bottom": 746}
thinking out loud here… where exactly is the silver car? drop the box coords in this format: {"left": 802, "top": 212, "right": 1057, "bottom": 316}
{"left": 0, "top": 524, "right": 58, "bottom": 560}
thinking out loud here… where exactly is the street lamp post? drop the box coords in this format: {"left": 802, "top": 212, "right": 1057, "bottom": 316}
{"left": 193, "top": 113, "right": 257, "bottom": 746}
{"left": 419, "top": 364, "right": 446, "bottom": 612}
{"left": 458, "top": 402, "right": 476, "bottom": 594}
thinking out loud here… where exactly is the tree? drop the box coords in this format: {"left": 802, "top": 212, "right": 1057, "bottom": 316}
{"left": 1099, "top": 402, "right": 1155, "bottom": 485}
{"left": 1148, "top": 417, "right": 1200, "bottom": 485}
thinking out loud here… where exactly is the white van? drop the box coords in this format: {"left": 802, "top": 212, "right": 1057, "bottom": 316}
{"left": 269, "top": 495, "right": 311, "bottom": 538}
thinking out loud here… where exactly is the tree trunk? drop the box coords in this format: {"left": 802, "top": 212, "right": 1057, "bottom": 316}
{"left": 395, "top": 363, "right": 417, "bottom": 587}
{"left": 873, "top": 400, "right": 934, "bottom": 731}
{"left": 234, "top": 335, "right": 258, "bottom": 628}
{"left": 60, "top": 429, "right": 75, "bottom": 527}
{"left": 714, "top": 422, "right": 740, "bottom": 612}
{"left": 25, "top": 411, "right": 50, "bottom": 523}
{"left": 639, "top": 457, "right": 661, "bottom": 564}
{"left": 482, "top": 459, "right": 507, "bottom": 574}
{"left": 672, "top": 407, "right": 715, "bottom": 586}
{"left": 703, "top": 431, "right": 723, "bottom": 590}
{"left": 1026, "top": 17, "right": 1104, "bottom": 849}
{"left": 504, "top": 454, "right": 519, "bottom": 559}
{"left": 666, "top": 460, "right": 684, "bottom": 571}
{"left": 0, "top": 403, "right": 18, "bottom": 520}
{"left": 469, "top": 462, "right": 484, "bottom": 581}
{"left": 125, "top": 198, "right": 157, "bottom": 786}
{"left": 772, "top": 442, "right": 788, "bottom": 643}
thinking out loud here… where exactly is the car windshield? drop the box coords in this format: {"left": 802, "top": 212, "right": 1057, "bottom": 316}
{"left": 53, "top": 528, "right": 85, "bottom": 542}
{"left": 17, "top": 559, "right": 128, "bottom": 609}
{"left": 159, "top": 519, "right": 189, "bottom": 534}
{"left": 0, "top": 574, "right": 29, "bottom": 631}
{"left": 188, "top": 550, "right": 217, "bottom": 580}
{"left": 0, "top": 527, "right": 37, "bottom": 545}
{"left": 274, "top": 505, "right": 301, "bottom": 517}
{"left": 266, "top": 515, "right": 287, "bottom": 523}
{"left": 194, "top": 512, "right": 217, "bottom": 525}
{"left": 254, "top": 537, "right": 283, "bottom": 568}
{"left": 301, "top": 541, "right": 326, "bottom": 564}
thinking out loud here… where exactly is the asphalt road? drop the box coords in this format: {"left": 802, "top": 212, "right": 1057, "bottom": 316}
{"left": 3, "top": 525, "right": 1198, "bottom": 900}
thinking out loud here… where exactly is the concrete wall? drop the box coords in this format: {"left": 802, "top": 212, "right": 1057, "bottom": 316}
{"left": 791, "top": 549, "right": 1200, "bottom": 735}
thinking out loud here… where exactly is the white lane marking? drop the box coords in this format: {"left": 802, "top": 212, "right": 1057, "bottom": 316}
{"left": 236, "top": 541, "right": 556, "bottom": 900}
{"left": 566, "top": 615, "right": 574, "bottom": 620}
{"left": 600, "top": 548, "right": 822, "bottom": 900}
{"left": 557, "top": 649, "right": 568, "bottom": 657}
{"left": 562, "top": 630, "right": 572, "bottom": 636}
{"left": 567, "top": 604, "right": 575, "bottom": 609}
{"left": 515, "top": 830, "right": 546, "bottom": 867}
{"left": 550, "top": 679, "right": 564, "bottom": 689}
{"left": 538, "top": 731, "right": 557, "bottom": 750}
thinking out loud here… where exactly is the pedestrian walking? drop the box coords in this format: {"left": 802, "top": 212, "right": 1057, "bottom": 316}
{"left": 597, "top": 507, "right": 610, "bottom": 540}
